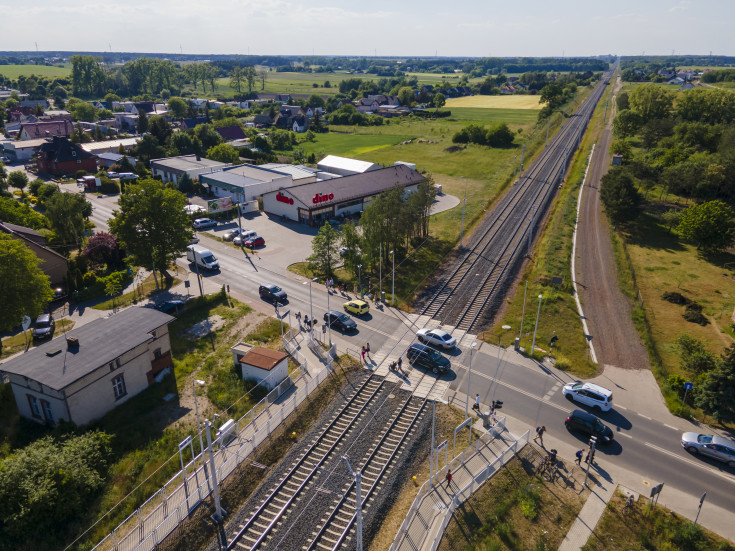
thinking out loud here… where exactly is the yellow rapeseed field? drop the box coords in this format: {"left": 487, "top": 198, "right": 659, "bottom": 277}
{"left": 445, "top": 95, "right": 542, "bottom": 109}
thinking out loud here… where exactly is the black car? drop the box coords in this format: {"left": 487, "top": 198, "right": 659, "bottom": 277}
{"left": 32, "top": 313, "right": 55, "bottom": 340}
{"left": 155, "top": 300, "right": 187, "bottom": 315}
{"left": 259, "top": 283, "right": 287, "bottom": 304}
{"left": 323, "top": 310, "right": 357, "bottom": 332}
{"left": 565, "top": 410, "right": 614, "bottom": 444}
{"left": 406, "top": 343, "right": 451, "bottom": 375}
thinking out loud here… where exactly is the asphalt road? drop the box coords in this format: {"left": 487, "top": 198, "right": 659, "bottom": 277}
{"left": 80, "top": 186, "right": 735, "bottom": 524}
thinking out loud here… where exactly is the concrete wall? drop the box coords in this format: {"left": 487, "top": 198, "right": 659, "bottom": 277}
{"left": 262, "top": 189, "right": 303, "bottom": 221}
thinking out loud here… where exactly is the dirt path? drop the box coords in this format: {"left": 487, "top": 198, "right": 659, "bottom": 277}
{"left": 575, "top": 78, "right": 649, "bottom": 371}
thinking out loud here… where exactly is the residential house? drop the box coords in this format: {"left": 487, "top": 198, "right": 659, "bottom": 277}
{"left": 253, "top": 113, "right": 274, "bottom": 128}
{"left": 181, "top": 116, "right": 207, "bottom": 130}
{"left": 39, "top": 110, "right": 72, "bottom": 122}
{"left": 667, "top": 77, "right": 685, "bottom": 85}
{"left": 0, "top": 307, "right": 176, "bottom": 426}
{"left": 36, "top": 136, "right": 97, "bottom": 176}
{"left": 0, "top": 222, "right": 68, "bottom": 287}
{"left": 355, "top": 98, "right": 380, "bottom": 113}
{"left": 20, "top": 99, "right": 49, "bottom": 109}
{"left": 0, "top": 138, "right": 49, "bottom": 162}
{"left": 273, "top": 105, "right": 306, "bottom": 129}
{"left": 114, "top": 112, "right": 139, "bottom": 132}
{"left": 214, "top": 125, "right": 247, "bottom": 142}
{"left": 291, "top": 116, "right": 308, "bottom": 133}
{"left": 82, "top": 137, "right": 140, "bottom": 156}
{"left": 681, "top": 82, "right": 695, "bottom": 91}
{"left": 150, "top": 154, "right": 229, "bottom": 186}
{"left": 19, "top": 119, "right": 74, "bottom": 141}
{"left": 367, "top": 94, "right": 401, "bottom": 106}
{"left": 97, "top": 152, "right": 138, "bottom": 168}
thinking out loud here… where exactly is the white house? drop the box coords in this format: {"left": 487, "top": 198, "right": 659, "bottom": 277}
{"left": 1, "top": 138, "right": 49, "bottom": 162}
{"left": 231, "top": 343, "right": 289, "bottom": 389}
{"left": 0, "top": 307, "right": 175, "bottom": 426}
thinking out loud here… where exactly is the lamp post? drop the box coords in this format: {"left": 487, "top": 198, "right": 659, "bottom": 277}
{"left": 531, "top": 294, "right": 543, "bottom": 356}
{"left": 357, "top": 264, "right": 362, "bottom": 299}
{"left": 192, "top": 379, "right": 206, "bottom": 457}
{"left": 342, "top": 457, "right": 363, "bottom": 551}
{"left": 491, "top": 326, "right": 510, "bottom": 406}
{"left": 465, "top": 342, "right": 477, "bottom": 420}
{"left": 379, "top": 243, "right": 382, "bottom": 299}
{"left": 390, "top": 250, "right": 395, "bottom": 306}
{"left": 302, "top": 277, "right": 317, "bottom": 342}
{"left": 204, "top": 419, "right": 223, "bottom": 521}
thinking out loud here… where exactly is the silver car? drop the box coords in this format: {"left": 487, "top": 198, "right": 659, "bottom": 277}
{"left": 416, "top": 328, "right": 456, "bottom": 350}
{"left": 682, "top": 432, "right": 735, "bottom": 467}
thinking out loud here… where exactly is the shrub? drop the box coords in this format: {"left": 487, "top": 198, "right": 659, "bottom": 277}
{"left": 553, "top": 355, "right": 571, "bottom": 371}
{"left": 683, "top": 302, "right": 708, "bottom": 325}
{"left": 662, "top": 291, "right": 689, "bottom": 304}
{"left": 75, "top": 170, "right": 88, "bottom": 179}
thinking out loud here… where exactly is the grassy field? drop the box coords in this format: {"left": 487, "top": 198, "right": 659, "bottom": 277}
{"left": 446, "top": 95, "right": 542, "bottom": 109}
{"left": 0, "top": 64, "right": 70, "bottom": 79}
{"left": 582, "top": 490, "right": 734, "bottom": 551}
{"left": 295, "top": 132, "right": 414, "bottom": 157}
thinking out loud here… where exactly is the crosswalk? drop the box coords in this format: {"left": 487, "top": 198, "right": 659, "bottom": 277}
{"left": 368, "top": 313, "right": 476, "bottom": 402}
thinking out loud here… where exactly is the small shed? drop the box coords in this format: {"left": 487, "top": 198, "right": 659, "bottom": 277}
{"left": 612, "top": 154, "right": 623, "bottom": 166}
{"left": 231, "top": 343, "right": 288, "bottom": 389}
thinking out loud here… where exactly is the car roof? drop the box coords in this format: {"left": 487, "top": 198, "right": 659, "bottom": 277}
{"left": 580, "top": 382, "right": 612, "bottom": 396}
{"left": 262, "top": 283, "right": 278, "bottom": 289}
{"left": 326, "top": 310, "right": 344, "bottom": 316}
{"left": 713, "top": 435, "right": 735, "bottom": 448}
{"left": 36, "top": 313, "right": 51, "bottom": 321}
{"left": 570, "top": 409, "right": 598, "bottom": 421}
{"left": 410, "top": 343, "right": 432, "bottom": 352}
{"left": 351, "top": 300, "right": 367, "bottom": 306}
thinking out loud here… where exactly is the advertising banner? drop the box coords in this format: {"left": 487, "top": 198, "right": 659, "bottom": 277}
{"left": 208, "top": 197, "right": 233, "bottom": 213}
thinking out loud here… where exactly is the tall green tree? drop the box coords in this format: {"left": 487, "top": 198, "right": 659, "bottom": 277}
{"left": 206, "top": 143, "right": 239, "bottom": 164}
{"left": 167, "top": 97, "right": 188, "bottom": 119}
{"left": 7, "top": 171, "right": 28, "bottom": 196}
{"left": 397, "top": 86, "right": 414, "bottom": 106}
{"left": 695, "top": 344, "right": 735, "bottom": 422}
{"left": 137, "top": 109, "right": 148, "bottom": 134}
{"left": 629, "top": 84, "right": 673, "bottom": 123}
{"left": 109, "top": 178, "right": 192, "bottom": 282}
{"left": 339, "top": 221, "right": 362, "bottom": 280}
{"left": 677, "top": 200, "right": 735, "bottom": 253}
{"left": 307, "top": 221, "right": 340, "bottom": 279}
{"left": 45, "top": 192, "right": 92, "bottom": 253}
{"left": 244, "top": 66, "right": 257, "bottom": 92}
{"left": 229, "top": 66, "right": 245, "bottom": 94}
{"left": 0, "top": 234, "right": 54, "bottom": 341}
{"left": 599, "top": 167, "right": 642, "bottom": 224}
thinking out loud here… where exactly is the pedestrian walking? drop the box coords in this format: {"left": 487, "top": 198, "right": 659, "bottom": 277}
{"left": 296, "top": 312, "right": 301, "bottom": 327}
{"left": 445, "top": 469, "right": 452, "bottom": 489}
{"left": 365, "top": 342, "right": 371, "bottom": 357}
{"left": 397, "top": 356, "right": 403, "bottom": 372}
{"left": 304, "top": 315, "right": 309, "bottom": 329}
{"left": 473, "top": 393, "right": 480, "bottom": 411}
{"left": 361, "top": 346, "right": 366, "bottom": 362}
{"left": 575, "top": 449, "right": 583, "bottom": 466}
{"left": 534, "top": 425, "right": 546, "bottom": 446}
{"left": 585, "top": 448, "right": 596, "bottom": 465}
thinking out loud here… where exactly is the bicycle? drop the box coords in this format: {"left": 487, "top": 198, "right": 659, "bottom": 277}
{"left": 623, "top": 494, "right": 635, "bottom": 514}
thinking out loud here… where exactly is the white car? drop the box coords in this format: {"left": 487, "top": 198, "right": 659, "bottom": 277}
{"left": 562, "top": 381, "right": 613, "bottom": 412}
{"left": 193, "top": 218, "right": 217, "bottom": 230}
{"left": 233, "top": 230, "right": 258, "bottom": 245}
{"left": 417, "top": 328, "right": 457, "bottom": 350}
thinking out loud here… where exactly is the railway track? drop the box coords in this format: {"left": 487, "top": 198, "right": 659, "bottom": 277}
{"left": 419, "top": 74, "right": 611, "bottom": 332}
{"left": 305, "top": 390, "right": 431, "bottom": 550}
{"left": 227, "top": 374, "right": 389, "bottom": 550}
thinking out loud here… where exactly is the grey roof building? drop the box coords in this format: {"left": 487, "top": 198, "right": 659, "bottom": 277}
{"left": 150, "top": 154, "right": 230, "bottom": 187}
{"left": 0, "top": 307, "right": 175, "bottom": 426}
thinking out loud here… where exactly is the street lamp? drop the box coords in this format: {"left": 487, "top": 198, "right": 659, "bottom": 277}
{"left": 531, "top": 294, "right": 543, "bottom": 356}
{"left": 193, "top": 379, "right": 206, "bottom": 457}
{"left": 303, "top": 277, "right": 317, "bottom": 342}
{"left": 357, "top": 264, "right": 362, "bottom": 299}
{"left": 465, "top": 342, "right": 477, "bottom": 419}
{"left": 491, "top": 326, "right": 511, "bottom": 406}
{"left": 390, "top": 250, "right": 395, "bottom": 306}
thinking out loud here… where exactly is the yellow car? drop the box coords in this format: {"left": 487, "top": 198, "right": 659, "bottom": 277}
{"left": 344, "top": 299, "right": 370, "bottom": 315}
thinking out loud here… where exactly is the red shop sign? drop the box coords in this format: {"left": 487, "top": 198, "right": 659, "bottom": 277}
{"left": 276, "top": 191, "right": 294, "bottom": 205}
{"left": 312, "top": 192, "right": 334, "bottom": 204}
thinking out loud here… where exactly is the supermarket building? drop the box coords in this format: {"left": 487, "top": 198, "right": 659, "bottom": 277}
{"left": 262, "top": 164, "right": 425, "bottom": 225}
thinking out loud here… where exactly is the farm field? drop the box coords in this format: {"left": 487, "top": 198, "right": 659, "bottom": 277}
{"left": 0, "top": 64, "right": 70, "bottom": 79}
{"left": 446, "top": 94, "right": 542, "bottom": 109}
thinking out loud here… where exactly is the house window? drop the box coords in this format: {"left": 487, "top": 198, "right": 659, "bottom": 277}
{"left": 112, "top": 374, "right": 127, "bottom": 400}
{"left": 154, "top": 348, "right": 162, "bottom": 359}
{"left": 41, "top": 400, "right": 54, "bottom": 423}
{"left": 27, "top": 395, "right": 42, "bottom": 418}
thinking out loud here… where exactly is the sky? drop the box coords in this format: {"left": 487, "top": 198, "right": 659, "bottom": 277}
{"left": 0, "top": 0, "right": 732, "bottom": 58}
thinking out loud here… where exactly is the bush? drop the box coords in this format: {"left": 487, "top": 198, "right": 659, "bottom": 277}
{"left": 662, "top": 291, "right": 689, "bottom": 304}
{"left": 75, "top": 170, "right": 88, "bottom": 179}
{"left": 683, "top": 302, "right": 708, "bottom": 325}
{"left": 28, "top": 178, "right": 45, "bottom": 196}
{"left": 98, "top": 178, "right": 120, "bottom": 194}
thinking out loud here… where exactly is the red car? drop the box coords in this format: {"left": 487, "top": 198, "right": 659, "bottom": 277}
{"left": 245, "top": 236, "right": 265, "bottom": 248}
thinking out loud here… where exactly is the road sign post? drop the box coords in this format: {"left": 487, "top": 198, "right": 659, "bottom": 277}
{"left": 683, "top": 382, "right": 693, "bottom": 405}
{"left": 694, "top": 492, "right": 706, "bottom": 526}
{"left": 648, "top": 482, "right": 664, "bottom": 517}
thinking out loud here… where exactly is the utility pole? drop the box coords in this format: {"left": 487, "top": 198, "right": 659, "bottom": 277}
{"left": 531, "top": 294, "right": 543, "bottom": 355}
{"left": 459, "top": 194, "right": 467, "bottom": 248}
{"left": 205, "top": 420, "right": 223, "bottom": 521}
{"left": 545, "top": 117, "right": 550, "bottom": 146}
{"left": 583, "top": 436, "right": 597, "bottom": 488}
{"left": 519, "top": 144, "right": 525, "bottom": 175}
{"left": 342, "top": 457, "right": 363, "bottom": 551}
{"left": 430, "top": 400, "right": 436, "bottom": 485}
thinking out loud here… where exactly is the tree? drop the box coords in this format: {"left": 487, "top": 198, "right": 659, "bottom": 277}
{"left": 434, "top": 92, "right": 446, "bottom": 112}
{"left": 133, "top": 134, "right": 165, "bottom": 164}
{"left": 194, "top": 123, "right": 223, "bottom": 151}
{"left": 695, "top": 344, "right": 735, "bottom": 422}
{"left": 258, "top": 68, "right": 268, "bottom": 90}
{"left": 169, "top": 131, "right": 203, "bottom": 157}
{"left": 307, "top": 221, "right": 340, "bottom": 278}
{"left": 609, "top": 138, "right": 632, "bottom": 158}
{"left": 206, "top": 143, "right": 239, "bottom": 164}
{"left": 137, "top": 109, "right": 148, "bottom": 134}
{"left": 109, "top": 179, "right": 192, "bottom": 282}
{"left": 629, "top": 84, "right": 673, "bottom": 123}
{"left": 148, "top": 115, "right": 172, "bottom": 145}
{"left": 0, "top": 163, "right": 7, "bottom": 194}
{"left": 244, "top": 66, "right": 257, "bottom": 92}
{"left": 339, "top": 221, "right": 362, "bottom": 280}
{"left": 616, "top": 91, "right": 630, "bottom": 111}
{"left": 178, "top": 172, "right": 194, "bottom": 193}
{"left": 67, "top": 98, "right": 98, "bottom": 122}
{"left": 540, "top": 83, "right": 564, "bottom": 108}
{"left": 83, "top": 232, "right": 122, "bottom": 267}
{"left": 0, "top": 234, "right": 54, "bottom": 340}
{"left": 599, "top": 167, "right": 642, "bottom": 224}
{"left": 677, "top": 200, "right": 735, "bottom": 254}
{"left": 485, "top": 123, "right": 515, "bottom": 148}
{"left": 45, "top": 192, "right": 92, "bottom": 253}
{"left": 397, "top": 86, "right": 414, "bottom": 106}
{"left": 0, "top": 431, "right": 112, "bottom": 545}
{"left": 7, "top": 171, "right": 28, "bottom": 196}
{"left": 167, "top": 97, "right": 188, "bottom": 119}
{"left": 229, "top": 66, "right": 245, "bottom": 94}
{"left": 612, "top": 109, "right": 642, "bottom": 138}
{"left": 308, "top": 94, "right": 325, "bottom": 109}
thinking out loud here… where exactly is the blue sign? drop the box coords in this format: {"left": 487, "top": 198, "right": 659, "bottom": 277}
{"left": 684, "top": 382, "right": 693, "bottom": 390}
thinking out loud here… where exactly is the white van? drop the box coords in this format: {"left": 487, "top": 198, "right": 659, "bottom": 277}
{"left": 562, "top": 381, "right": 613, "bottom": 412}
{"left": 187, "top": 245, "right": 219, "bottom": 271}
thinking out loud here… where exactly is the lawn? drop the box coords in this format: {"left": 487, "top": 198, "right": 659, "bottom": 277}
{"left": 582, "top": 489, "right": 734, "bottom": 551}
{"left": 447, "top": 107, "right": 541, "bottom": 124}
{"left": 446, "top": 95, "right": 542, "bottom": 109}
{"left": 0, "top": 64, "right": 70, "bottom": 79}
{"left": 436, "top": 447, "right": 588, "bottom": 551}
{"left": 294, "top": 132, "right": 414, "bottom": 158}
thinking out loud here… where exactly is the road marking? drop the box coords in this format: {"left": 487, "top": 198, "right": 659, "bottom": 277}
{"left": 644, "top": 442, "right": 735, "bottom": 483}
{"left": 664, "top": 424, "right": 678, "bottom": 431}
{"left": 616, "top": 431, "right": 633, "bottom": 439}
{"left": 637, "top": 413, "right": 652, "bottom": 420}
{"left": 616, "top": 404, "right": 627, "bottom": 410}
{"left": 458, "top": 369, "right": 569, "bottom": 413}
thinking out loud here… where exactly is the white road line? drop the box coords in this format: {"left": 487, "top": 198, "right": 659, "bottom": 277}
{"left": 664, "top": 424, "right": 678, "bottom": 431}
{"left": 616, "top": 404, "right": 627, "bottom": 410}
{"left": 644, "top": 442, "right": 735, "bottom": 483}
{"left": 462, "top": 369, "right": 569, "bottom": 412}
{"left": 637, "top": 413, "right": 652, "bottom": 420}
{"left": 616, "top": 431, "right": 633, "bottom": 438}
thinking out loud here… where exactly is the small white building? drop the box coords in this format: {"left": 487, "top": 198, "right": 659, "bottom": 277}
{"left": 317, "top": 155, "right": 381, "bottom": 177}
{"left": 231, "top": 343, "right": 289, "bottom": 389}
{"left": 1, "top": 138, "right": 49, "bottom": 162}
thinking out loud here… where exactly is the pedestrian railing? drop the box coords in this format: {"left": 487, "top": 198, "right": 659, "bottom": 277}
{"left": 90, "top": 349, "right": 330, "bottom": 551}
{"left": 389, "top": 419, "right": 530, "bottom": 551}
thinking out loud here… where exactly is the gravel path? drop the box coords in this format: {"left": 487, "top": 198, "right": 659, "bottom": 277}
{"left": 575, "top": 77, "right": 649, "bottom": 371}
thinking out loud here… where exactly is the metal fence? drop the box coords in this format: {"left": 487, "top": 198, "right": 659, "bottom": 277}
{"left": 389, "top": 420, "right": 531, "bottom": 551}
{"left": 91, "top": 340, "right": 331, "bottom": 551}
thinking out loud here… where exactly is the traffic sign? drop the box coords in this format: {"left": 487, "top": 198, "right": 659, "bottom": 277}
{"left": 22, "top": 315, "right": 31, "bottom": 331}
{"left": 684, "top": 382, "right": 693, "bottom": 390}
{"left": 650, "top": 482, "right": 664, "bottom": 497}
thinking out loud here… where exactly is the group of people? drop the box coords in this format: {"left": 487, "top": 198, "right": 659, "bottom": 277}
{"left": 295, "top": 312, "right": 317, "bottom": 331}
{"left": 361, "top": 343, "right": 371, "bottom": 362}
{"left": 389, "top": 356, "right": 404, "bottom": 374}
